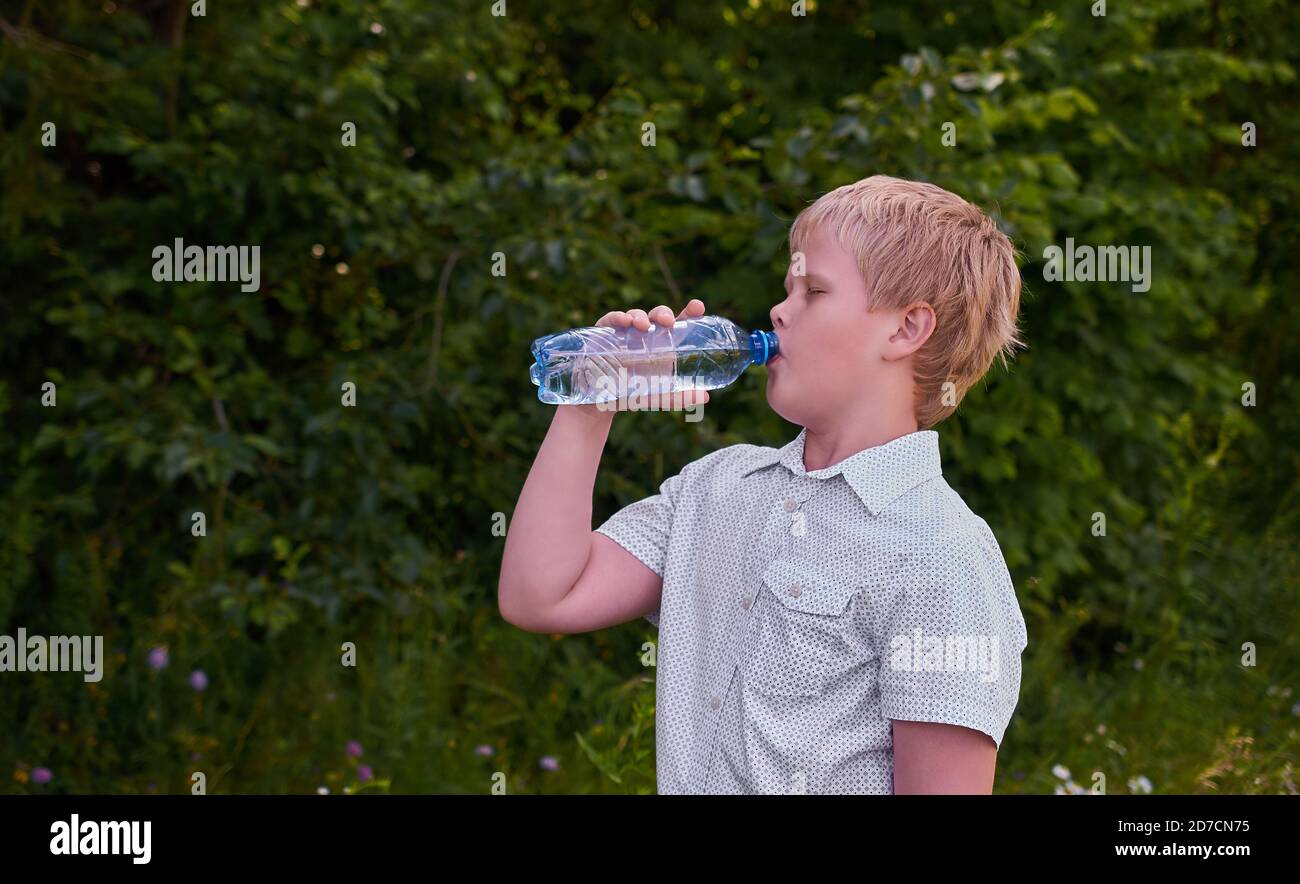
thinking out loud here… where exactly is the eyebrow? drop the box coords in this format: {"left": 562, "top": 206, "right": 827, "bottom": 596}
{"left": 785, "top": 272, "right": 831, "bottom": 288}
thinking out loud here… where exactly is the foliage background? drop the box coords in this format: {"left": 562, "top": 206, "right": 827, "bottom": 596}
{"left": 1, "top": 0, "right": 1296, "bottom": 794}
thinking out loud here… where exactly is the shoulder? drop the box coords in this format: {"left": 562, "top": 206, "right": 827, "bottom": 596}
{"left": 655, "top": 441, "right": 780, "bottom": 508}
{"left": 676, "top": 440, "right": 779, "bottom": 485}
{"left": 904, "top": 479, "right": 1006, "bottom": 567}
{"left": 893, "top": 480, "right": 1026, "bottom": 641}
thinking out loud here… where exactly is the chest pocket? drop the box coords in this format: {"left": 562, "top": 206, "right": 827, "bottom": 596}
{"left": 742, "top": 558, "right": 867, "bottom": 698}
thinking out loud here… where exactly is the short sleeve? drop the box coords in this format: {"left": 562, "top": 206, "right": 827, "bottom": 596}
{"left": 594, "top": 469, "right": 685, "bottom": 628}
{"left": 874, "top": 520, "right": 1028, "bottom": 748}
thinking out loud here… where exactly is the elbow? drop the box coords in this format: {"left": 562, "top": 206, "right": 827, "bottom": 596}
{"left": 496, "top": 578, "right": 526, "bottom": 628}
{"left": 497, "top": 578, "right": 549, "bottom": 633}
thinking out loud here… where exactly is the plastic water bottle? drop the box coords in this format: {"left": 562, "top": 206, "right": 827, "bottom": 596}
{"left": 529, "top": 315, "right": 780, "bottom": 406}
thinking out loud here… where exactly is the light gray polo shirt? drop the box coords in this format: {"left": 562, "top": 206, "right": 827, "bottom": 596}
{"left": 594, "top": 427, "right": 1028, "bottom": 794}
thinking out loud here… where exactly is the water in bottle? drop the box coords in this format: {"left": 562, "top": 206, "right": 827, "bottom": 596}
{"left": 529, "top": 315, "right": 780, "bottom": 406}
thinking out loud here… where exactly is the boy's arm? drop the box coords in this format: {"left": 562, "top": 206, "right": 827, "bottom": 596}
{"left": 892, "top": 721, "right": 997, "bottom": 794}
{"left": 497, "top": 301, "right": 708, "bottom": 634}
{"left": 872, "top": 520, "right": 1028, "bottom": 793}
{"left": 497, "top": 405, "right": 662, "bottom": 633}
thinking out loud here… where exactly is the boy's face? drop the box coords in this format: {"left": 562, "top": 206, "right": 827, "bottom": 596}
{"left": 765, "top": 228, "right": 902, "bottom": 426}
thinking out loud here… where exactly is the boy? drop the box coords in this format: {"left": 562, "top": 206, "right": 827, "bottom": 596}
{"left": 498, "top": 175, "right": 1029, "bottom": 794}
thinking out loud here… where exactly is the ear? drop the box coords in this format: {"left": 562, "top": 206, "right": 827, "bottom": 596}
{"left": 885, "top": 301, "right": 936, "bottom": 360}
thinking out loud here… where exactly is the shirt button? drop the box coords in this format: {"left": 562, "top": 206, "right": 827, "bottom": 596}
{"left": 740, "top": 596, "right": 752, "bottom": 610}
{"left": 710, "top": 695, "right": 722, "bottom": 710}
{"left": 783, "top": 498, "right": 799, "bottom": 512}
{"left": 788, "top": 583, "right": 802, "bottom": 597}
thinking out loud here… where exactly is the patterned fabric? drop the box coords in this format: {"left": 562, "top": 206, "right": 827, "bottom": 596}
{"left": 595, "top": 427, "right": 1028, "bottom": 794}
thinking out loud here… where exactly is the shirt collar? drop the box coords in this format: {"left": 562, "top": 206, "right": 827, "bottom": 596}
{"left": 741, "top": 427, "right": 943, "bottom": 516}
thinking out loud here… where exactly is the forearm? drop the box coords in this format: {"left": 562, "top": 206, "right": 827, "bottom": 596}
{"left": 498, "top": 404, "right": 615, "bottom": 621}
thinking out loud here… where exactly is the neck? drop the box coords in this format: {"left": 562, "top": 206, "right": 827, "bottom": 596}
{"left": 801, "top": 393, "right": 920, "bottom": 472}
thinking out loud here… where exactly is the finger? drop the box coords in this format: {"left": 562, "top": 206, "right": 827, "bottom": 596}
{"left": 659, "top": 388, "right": 704, "bottom": 411}
{"left": 649, "top": 305, "right": 676, "bottom": 326}
{"left": 677, "top": 298, "right": 706, "bottom": 319}
{"left": 627, "top": 308, "right": 651, "bottom": 331}
{"left": 595, "top": 310, "right": 631, "bottom": 328}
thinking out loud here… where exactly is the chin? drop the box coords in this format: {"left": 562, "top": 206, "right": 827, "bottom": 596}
{"left": 763, "top": 380, "right": 801, "bottom": 425}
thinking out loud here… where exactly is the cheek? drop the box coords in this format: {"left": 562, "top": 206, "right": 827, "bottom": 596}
{"left": 811, "top": 322, "right": 864, "bottom": 370}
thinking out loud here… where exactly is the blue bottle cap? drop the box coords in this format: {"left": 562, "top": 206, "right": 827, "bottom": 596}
{"left": 749, "top": 330, "right": 780, "bottom": 366}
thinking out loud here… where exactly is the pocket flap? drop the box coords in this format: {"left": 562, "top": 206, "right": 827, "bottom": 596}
{"left": 760, "top": 558, "right": 857, "bottom": 616}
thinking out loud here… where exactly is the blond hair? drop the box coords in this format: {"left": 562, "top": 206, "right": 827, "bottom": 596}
{"left": 789, "top": 175, "right": 1024, "bottom": 429}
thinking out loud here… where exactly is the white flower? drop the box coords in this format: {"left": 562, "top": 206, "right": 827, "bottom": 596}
{"left": 1052, "top": 764, "right": 1071, "bottom": 780}
{"left": 316, "top": 786, "right": 329, "bottom": 795}
{"left": 1127, "top": 776, "right": 1153, "bottom": 794}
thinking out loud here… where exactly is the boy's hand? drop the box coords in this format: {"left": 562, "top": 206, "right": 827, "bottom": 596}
{"left": 574, "top": 299, "right": 711, "bottom": 413}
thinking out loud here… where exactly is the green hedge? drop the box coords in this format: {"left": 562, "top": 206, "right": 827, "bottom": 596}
{"left": 1, "top": 0, "right": 1296, "bottom": 794}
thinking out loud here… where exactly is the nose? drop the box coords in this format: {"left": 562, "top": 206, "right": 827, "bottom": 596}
{"left": 770, "top": 296, "right": 789, "bottom": 330}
